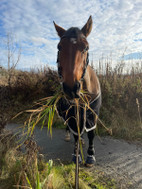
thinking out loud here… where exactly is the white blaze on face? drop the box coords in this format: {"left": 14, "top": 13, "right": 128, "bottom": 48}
{"left": 70, "top": 38, "right": 77, "bottom": 44}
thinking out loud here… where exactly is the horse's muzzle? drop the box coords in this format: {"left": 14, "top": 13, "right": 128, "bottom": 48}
{"left": 62, "top": 82, "right": 80, "bottom": 99}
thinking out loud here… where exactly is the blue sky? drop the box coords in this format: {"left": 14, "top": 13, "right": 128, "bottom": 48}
{"left": 0, "top": 0, "right": 142, "bottom": 70}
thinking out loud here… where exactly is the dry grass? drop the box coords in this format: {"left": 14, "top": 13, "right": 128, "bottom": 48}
{"left": 0, "top": 67, "right": 60, "bottom": 126}
{"left": 0, "top": 130, "right": 117, "bottom": 189}
{"left": 0, "top": 59, "right": 142, "bottom": 141}
{"left": 96, "top": 60, "right": 142, "bottom": 140}
{"left": 1, "top": 60, "right": 141, "bottom": 188}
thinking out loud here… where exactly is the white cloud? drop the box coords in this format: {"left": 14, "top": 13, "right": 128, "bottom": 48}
{"left": 31, "top": 37, "right": 49, "bottom": 45}
{"left": 0, "top": 0, "right": 142, "bottom": 70}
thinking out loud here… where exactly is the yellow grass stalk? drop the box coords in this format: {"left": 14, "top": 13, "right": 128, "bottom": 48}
{"left": 75, "top": 99, "right": 84, "bottom": 163}
{"left": 13, "top": 89, "right": 112, "bottom": 153}
{"left": 136, "top": 98, "right": 142, "bottom": 128}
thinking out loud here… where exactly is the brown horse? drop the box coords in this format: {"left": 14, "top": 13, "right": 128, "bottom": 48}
{"left": 54, "top": 16, "right": 101, "bottom": 166}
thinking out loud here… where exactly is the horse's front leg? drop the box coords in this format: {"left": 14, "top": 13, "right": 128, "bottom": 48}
{"left": 86, "top": 130, "right": 96, "bottom": 167}
{"left": 72, "top": 134, "right": 82, "bottom": 164}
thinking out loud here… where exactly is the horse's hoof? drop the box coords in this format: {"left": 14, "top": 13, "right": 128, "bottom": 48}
{"left": 85, "top": 163, "right": 94, "bottom": 168}
{"left": 64, "top": 131, "right": 71, "bottom": 142}
{"left": 85, "top": 155, "right": 96, "bottom": 167}
{"left": 72, "top": 154, "right": 82, "bottom": 164}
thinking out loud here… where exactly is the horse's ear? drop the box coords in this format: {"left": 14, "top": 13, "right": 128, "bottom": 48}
{"left": 81, "top": 16, "right": 93, "bottom": 37}
{"left": 53, "top": 21, "right": 66, "bottom": 38}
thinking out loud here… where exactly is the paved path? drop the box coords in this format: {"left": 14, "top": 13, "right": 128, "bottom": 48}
{"left": 6, "top": 124, "right": 142, "bottom": 188}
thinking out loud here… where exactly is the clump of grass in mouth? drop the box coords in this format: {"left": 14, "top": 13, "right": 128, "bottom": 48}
{"left": 14, "top": 90, "right": 112, "bottom": 155}
{"left": 13, "top": 91, "right": 64, "bottom": 141}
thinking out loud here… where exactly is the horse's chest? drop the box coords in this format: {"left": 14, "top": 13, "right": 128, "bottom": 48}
{"left": 57, "top": 95, "right": 101, "bottom": 136}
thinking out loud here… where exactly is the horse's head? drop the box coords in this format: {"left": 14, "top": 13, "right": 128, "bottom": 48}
{"left": 54, "top": 16, "right": 92, "bottom": 99}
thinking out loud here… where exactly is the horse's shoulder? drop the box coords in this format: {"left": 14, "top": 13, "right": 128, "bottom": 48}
{"left": 86, "top": 65, "right": 99, "bottom": 84}
{"left": 87, "top": 65, "right": 95, "bottom": 75}
{"left": 83, "top": 65, "right": 100, "bottom": 98}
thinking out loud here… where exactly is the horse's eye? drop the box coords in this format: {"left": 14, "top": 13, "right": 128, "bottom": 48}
{"left": 85, "top": 46, "right": 89, "bottom": 51}
{"left": 57, "top": 44, "right": 62, "bottom": 51}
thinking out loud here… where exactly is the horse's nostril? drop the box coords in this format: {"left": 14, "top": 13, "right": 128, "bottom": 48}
{"left": 62, "top": 82, "right": 80, "bottom": 99}
{"left": 62, "top": 82, "right": 71, "bottom": 95}
{"left": 62, "top": 83, "right": 68, "bottom": 93}
{"left": 77, "top": 81, "right": 81, "bottom": 89}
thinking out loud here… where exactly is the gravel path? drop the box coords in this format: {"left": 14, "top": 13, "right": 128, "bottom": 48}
{"left": 6, "top": 124, "right": 142, "bottom": 188}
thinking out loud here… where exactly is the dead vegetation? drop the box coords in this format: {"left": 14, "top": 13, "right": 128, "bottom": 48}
{"left": 0, "top": 59, "right": 142, "bottom": 140}
{"left": 0, "top": 59, "right": 142, "bottom": 188}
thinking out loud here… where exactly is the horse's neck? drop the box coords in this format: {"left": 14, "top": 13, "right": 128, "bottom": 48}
{"left": 82, "top": 65, "right": 101, "bottom": 100}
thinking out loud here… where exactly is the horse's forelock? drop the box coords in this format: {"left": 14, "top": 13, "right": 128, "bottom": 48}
{"left": 62, "top": 27, "right": 84, "bottom": 41}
